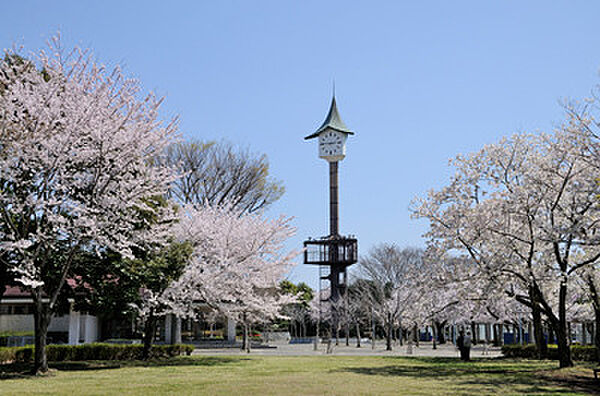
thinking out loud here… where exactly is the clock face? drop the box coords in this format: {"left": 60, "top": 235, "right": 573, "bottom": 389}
{"left": 319, "top": 130, "right": 345, "bottom": 158}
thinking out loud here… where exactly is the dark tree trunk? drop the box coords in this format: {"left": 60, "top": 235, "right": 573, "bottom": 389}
{"left": 413, "top": 324, "right": 419, "bottom": 347}
{"left": 530, "top": 287, "right": 547, "bottom": 359}
{"left": 494, "top": 324, "right": 503, "bottom": 346}
{"left": 32, "top": 288, "right": 50, "bottom": 374}
{"left": 594, "top": 307, "right": 600, "bottom": 363}
{"left": 249, "top": 324, "right": 253, "bottom": 352}
{"left": 435, "top": 321, "right": 446, "bottom": 344}
{"left": 142, "top": 312, "right": 157, "bottom": 360}
{"left": 432, "top": 321, "right": 437, "bottom": 350}
{"left": 471, "top": 322, "right": 478, "bottom": 345}
{"left": 242, "top": 323, "right": 248, "bottom": 351}
{"left": 554, "top": 322, "right": 572, "bottom": 368}
{"left": 587, "top": 276, "right": 600, "bottom": 362}
{"left": 302, "top": 320, "right": 306, "bottom": 339}
{"left": 355, "top": 321, "right": 361, "bottom": 348}
{"left": 556, "top": 280, "right": 573, "bottom": 367}
{"left": 345, "top": 319, "right": 350, "bottom": 347}
{"left": 386, "top": 312, "right": 392, "bottom": 351}
{"left": 371, "top": 308, "right": 375, "bottom": 350}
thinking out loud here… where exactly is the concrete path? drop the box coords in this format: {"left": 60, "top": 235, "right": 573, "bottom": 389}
{"left": 192, "top": 341, "right": 502, "bottom": 358}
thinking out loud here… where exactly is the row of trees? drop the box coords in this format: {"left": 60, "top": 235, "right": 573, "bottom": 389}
{"left": 296, "top": 242, "right": 595, "bottom": 364}
{"left": 318, "top": 84, "right": 600, "bottom": 367}
{"left": 286, "top": 87, "right": 600, "bottom": 368}
{"left": 411, "top": 85, "right": 600, "bottom": 367}
{"left": 0, "top": 37, "right": 295, "bottom": 373}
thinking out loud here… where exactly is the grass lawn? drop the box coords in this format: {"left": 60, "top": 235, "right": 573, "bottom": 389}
{"left": 0, "top": 355, "right": 598, "bottom": 395}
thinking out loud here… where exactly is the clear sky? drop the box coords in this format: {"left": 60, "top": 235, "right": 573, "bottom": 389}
{"left": 3, "top": 1, "right": 600, "bottom": 289}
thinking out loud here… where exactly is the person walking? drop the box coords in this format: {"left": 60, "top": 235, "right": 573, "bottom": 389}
{"left": 463, "top": 331, "right": 472, "bottom": 361}
{"left": 456, "top": 329, "right": 465, "bottom": 361}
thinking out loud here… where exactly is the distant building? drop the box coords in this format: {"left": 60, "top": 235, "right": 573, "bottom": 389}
{"left": 0, "top": 286, "right": 99, "bottom": 345}
{"left": 1, "top": 286, "right": 237, "bottom": 345}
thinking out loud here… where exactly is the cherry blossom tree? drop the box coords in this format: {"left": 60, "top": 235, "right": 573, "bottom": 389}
{"left": 163, "top": 203, "right": 299, "bottom": 352}
{"left": 0, "top": 37, "right": 176, "bottom": 373}
{"left": 412, "top": 126, "right": 600, "bottom": 367}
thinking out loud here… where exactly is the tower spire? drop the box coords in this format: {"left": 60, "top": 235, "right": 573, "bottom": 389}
{"left": 304, "top": 90, "right": 354, "bottom": 140}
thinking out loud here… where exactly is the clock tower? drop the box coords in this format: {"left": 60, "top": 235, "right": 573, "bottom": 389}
{"left": 304, "top": 94, "right": 358, "bottom": 341}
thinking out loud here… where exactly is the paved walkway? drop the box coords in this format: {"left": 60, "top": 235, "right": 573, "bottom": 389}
{"left": 192, "top": 341, "right": 502, "bottom": 358}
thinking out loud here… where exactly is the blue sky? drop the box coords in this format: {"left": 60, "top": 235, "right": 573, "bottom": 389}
{"left": 3, "top": 1, "right": 600, "bottom": 289}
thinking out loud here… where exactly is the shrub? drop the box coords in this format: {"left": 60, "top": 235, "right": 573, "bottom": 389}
{"left": 501, "top": 344, "right": 538, "bottom": 359}
{"left": 0, "top": 346, "right": 16, "bottom": 363}
{"left": 14, "top": 346, "right": 34, "bottom": 363}
{"left": 0, "top": 331, "right": 34, "bottom": 337}
{"left": 501, "top": 344, "right": 597, "bottom": 361}
{"left": 0, "top": 343, "right": 194, "bottom": 363}
{"left": 571, "top": 345, "right": 599, "bottom": 361}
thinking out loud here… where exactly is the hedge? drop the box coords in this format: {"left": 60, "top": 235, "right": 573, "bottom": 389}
{"left": 501, "top": 344, "right": 598, "bottom": 361}
{"left": 0, "top": 343, "right": 194, "bottom": 363}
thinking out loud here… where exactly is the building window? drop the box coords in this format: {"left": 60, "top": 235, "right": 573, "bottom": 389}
{"left": 0, "top": 304, "right": 34, "bottom": 315}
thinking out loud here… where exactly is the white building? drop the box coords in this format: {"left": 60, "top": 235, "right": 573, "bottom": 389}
{"left": 0, "top": 286, "right": 99, "bottom": 345}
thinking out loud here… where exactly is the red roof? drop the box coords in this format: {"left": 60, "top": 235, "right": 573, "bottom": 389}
{"left": 2, "top": 278, "right": 92, "bottom": 299}
{"left": 2, "top": 286, "right": 29, "bottom": 298}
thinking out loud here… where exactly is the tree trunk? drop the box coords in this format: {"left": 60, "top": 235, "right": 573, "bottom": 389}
{"left": 371, "top": 309, "right": 375, "bottom": 350}
{"left": 345, "top": 319, "right": 350, "bottom": 347}
{"left": 142, "top": 312, "right": 157, "bottom": 360}
{"left": 530, "top": 287, "right": 547, "bottom": 359}
{"left": 594, "top": 305, "right": 600, "bottom": 362}
{"left": 242, "top": 323, "right": 250, "bottom": 353}
{"left": 556, "top": 279, "right": 573, "bottom": 367}
{"left": 554, "top": 322, "right": 572, "bottom": 368}
{"left": 386, "top": 312, "right": 392, "bottom": 351}
{"left": 302, "top": 320, "right": 306, "bottom": 339}
{"left": 492, "top": 324, "right": 498, "bottom": 346}
{"left": 355, "top": 321, "right": 361, "bottom": 348}
{"left": 172, "top": 316, "right": 182, "bottom": 344}
{"left": 414, "top": 324, "right": 419, "bottom": 347}
{"left": 432, "top": 320, "right": 437, "bottom": 350}
{"left": 586, "top": 274, "right": 600, "bottom": 361}
{"left": 32, "top": 289, "right": 50, "bottom": 374}
{"left": 471, "top": 322, "right": 478, "bottom": 345}
{"left": 248, "top": 324, "right": 252, "bottom": 353}
{"left": 314, "top": 317, "right": 320, "bottom": 351}
{"left": 406, "top": 328, "right": 413, "bottom": 354}
{"left": 435, "top": 321, "right": 446, "bottom": 344}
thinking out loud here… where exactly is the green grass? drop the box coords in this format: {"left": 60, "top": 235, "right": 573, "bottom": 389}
{"left": 0, "top": 356, "right": 598, "bottom": 395}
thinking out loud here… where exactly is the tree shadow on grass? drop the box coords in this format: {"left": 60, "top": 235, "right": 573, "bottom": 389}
{"left": 335, "top": 357, "right": 600, "bottom": 395}
{"left": 0, "top": 356, "right": 248, "bottom": 380}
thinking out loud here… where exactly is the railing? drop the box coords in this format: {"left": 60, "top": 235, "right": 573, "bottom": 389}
{"left": 303, "top": 236, "right": 358, "bottom": 266}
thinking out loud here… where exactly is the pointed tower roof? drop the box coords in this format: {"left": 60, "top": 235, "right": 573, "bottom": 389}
{"left": 305, "top": 95, "right": 354, "bottom": 140}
